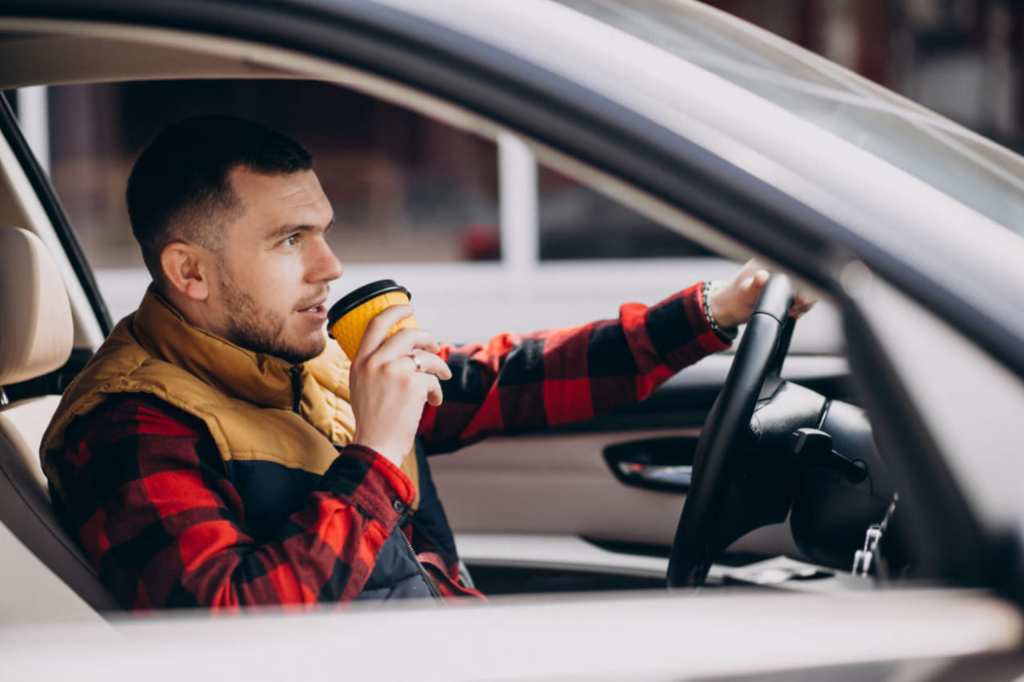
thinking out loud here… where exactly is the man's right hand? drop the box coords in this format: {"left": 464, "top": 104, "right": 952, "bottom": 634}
{"left": 348, "top": 304, "right": 452, "bottom": 467}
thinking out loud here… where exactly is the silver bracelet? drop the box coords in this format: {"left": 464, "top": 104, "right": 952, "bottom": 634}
{"left": 703, "top": 280, "right": 737, "bottom": 341}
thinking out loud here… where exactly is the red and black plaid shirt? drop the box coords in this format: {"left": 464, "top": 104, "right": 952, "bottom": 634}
{"left": 49, "top": 283, "right": 728, "bottom": 611}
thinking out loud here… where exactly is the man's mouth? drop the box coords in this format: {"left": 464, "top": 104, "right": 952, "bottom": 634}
{"left": 297, "top": 298, "right": 328, "bottom": 318}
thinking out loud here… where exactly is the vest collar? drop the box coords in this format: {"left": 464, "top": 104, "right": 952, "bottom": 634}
{"left": 131, "top": 287, "right": 304, "bottom": 412}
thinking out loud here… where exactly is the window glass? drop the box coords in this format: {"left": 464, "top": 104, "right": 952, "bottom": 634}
{"left": 47, "top": 80, "right": 500, "bottom": 270}
{"left": 538, "top": 164, "right": 711, "bottom": 260}
{"left": 551, "top": 0, "right": 1024, "bottom": 241}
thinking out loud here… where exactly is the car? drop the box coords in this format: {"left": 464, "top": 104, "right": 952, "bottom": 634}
{"left": 1, "top": 1, "right": 1023, "bottom": 680}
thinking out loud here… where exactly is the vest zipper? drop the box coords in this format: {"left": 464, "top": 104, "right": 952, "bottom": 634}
{"left": 397, "top": 510, "right": 442, "bottom": 599}
{"left": 289, "top": 366, "right": 302, "bottom": 414}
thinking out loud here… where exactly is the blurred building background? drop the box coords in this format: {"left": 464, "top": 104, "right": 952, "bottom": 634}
{"left": 8, "top": 0, "right": 1024, "bottom": 274}
{"left": 707, "top": 0, "right": 1024, "bottom": 146}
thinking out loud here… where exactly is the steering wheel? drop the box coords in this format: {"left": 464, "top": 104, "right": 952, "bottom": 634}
{"left": 667, "top": 275, "right": 796, "bottom": 587}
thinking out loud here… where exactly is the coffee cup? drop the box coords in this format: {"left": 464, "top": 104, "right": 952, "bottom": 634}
{"left": 327, "top": 279, "right": 416, "bottom": 360}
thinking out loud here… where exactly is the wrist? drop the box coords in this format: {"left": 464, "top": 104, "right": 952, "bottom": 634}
{"left": 352, "top": 434, "right": 406, "bottom": 467}
{"left": 703, "top": 281, "right": 738, "bottom": 340}
{"left": 705, "top": 280, "right": 731, "bottom": 328}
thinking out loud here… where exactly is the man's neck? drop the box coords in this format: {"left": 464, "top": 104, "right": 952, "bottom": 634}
{"left": 155, "top": 284, "right": 229, "bottom": 345}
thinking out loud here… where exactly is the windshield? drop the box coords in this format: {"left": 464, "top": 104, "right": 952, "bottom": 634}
{"left": 552, "top": 0, "right": 1024, "bottom": 239}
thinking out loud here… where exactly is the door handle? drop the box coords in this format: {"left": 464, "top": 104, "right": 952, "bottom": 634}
{"left": 616, "top": 461, "right": 692, "bottom": 489}
{"left": 603, "top": 436, "right": 697, "bottom": 493}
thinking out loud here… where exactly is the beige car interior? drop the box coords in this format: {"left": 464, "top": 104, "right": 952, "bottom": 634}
{"left": 0, "top": 20, "right": 803, "bottom": 622}
{"left": 0, "top": 227, "right": 114, "bottom": 622}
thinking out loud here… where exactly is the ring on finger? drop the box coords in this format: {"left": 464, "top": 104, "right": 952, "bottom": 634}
{"left": 409, "top": 351, "right": 423, "bottom": 372}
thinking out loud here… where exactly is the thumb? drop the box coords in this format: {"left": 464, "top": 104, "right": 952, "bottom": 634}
{"left": 741, "top": 269, "right": 770, "bottom": 296}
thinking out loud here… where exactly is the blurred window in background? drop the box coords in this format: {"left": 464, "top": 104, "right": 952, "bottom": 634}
{"left": 47, "top": 80, "right": 501, "bottom": 270}
{"left": 538, "top": 164, "right": 711, "bottom": 260}
{"left": 45, "top": 79, "right": 712, "bottom": 271}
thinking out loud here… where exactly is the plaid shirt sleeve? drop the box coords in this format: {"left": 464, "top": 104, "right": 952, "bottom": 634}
{"left": 51, "top": 395, "right": 415, "bottom": 612}
{"left": 417, "top": 282, "right": 731, "bottom": 453}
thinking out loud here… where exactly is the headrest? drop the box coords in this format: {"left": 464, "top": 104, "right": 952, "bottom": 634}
{"left": 0, "top": 228, "right": 74, "bottom": 387}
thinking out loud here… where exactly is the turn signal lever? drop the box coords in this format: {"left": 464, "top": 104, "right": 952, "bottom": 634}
{"left": 791, "top": 428, "right": 867, "bottom": 484}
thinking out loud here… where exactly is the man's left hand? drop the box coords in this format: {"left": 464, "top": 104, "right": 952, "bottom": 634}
{"left": 709, "top": 259, "right": 817, "bottom": 329}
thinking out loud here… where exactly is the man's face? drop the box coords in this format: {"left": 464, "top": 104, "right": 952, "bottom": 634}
{"left": 209, "top": 166, "right": 342, "bottom": 364}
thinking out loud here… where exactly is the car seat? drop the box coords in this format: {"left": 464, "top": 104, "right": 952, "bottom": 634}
{"left": 0, "top": 226, "right": 117, "bottom": 620}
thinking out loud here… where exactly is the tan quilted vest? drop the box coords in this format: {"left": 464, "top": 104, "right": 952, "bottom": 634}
{"left": 40, "top": 289, "right": 419, "bottom": 505}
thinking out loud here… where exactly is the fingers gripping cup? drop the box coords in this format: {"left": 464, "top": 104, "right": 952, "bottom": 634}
{"left": 327, "top": 279, "right": 416, "bottom": 361}
{"left": 329, "top": 279, "right": 422, "bottom": 504}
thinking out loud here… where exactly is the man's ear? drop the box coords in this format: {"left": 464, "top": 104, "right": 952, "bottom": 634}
{"left": 160, "top": 241, "right": 210, "bottom": 301}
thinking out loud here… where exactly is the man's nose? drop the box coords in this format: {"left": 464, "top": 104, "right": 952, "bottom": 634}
{"left": 308, "top": 236, "right": 343, "bottom": 283}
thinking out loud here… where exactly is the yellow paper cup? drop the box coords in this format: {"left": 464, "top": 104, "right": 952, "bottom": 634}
{"left": 327, "top": 279, "right": 416, "bottom": 360}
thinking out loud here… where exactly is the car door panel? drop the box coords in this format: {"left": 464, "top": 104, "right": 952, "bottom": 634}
{"left": 431, "top": 427, "right": 802, "bottom": 563}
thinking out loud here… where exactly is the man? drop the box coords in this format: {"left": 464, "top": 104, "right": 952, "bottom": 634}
{"left": 42, "top": 116, "right": 808, "bottom": 610}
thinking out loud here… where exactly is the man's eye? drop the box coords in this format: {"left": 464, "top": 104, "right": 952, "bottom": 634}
{"left": 283, "top": 234, "right": 301, "bottom": 247}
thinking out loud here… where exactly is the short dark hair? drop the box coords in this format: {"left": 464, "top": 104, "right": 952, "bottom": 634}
{"left": 126, "top": 115, "right": 313, "bottom": 284}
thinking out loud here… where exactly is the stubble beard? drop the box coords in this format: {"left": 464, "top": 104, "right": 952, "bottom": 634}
{"left": 219, "top": 267, "right": 325, "bottom": 365}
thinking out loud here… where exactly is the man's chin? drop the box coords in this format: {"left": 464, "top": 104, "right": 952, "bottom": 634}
{"left": 264, "top": 332, "right": 327, "bottom": 365}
